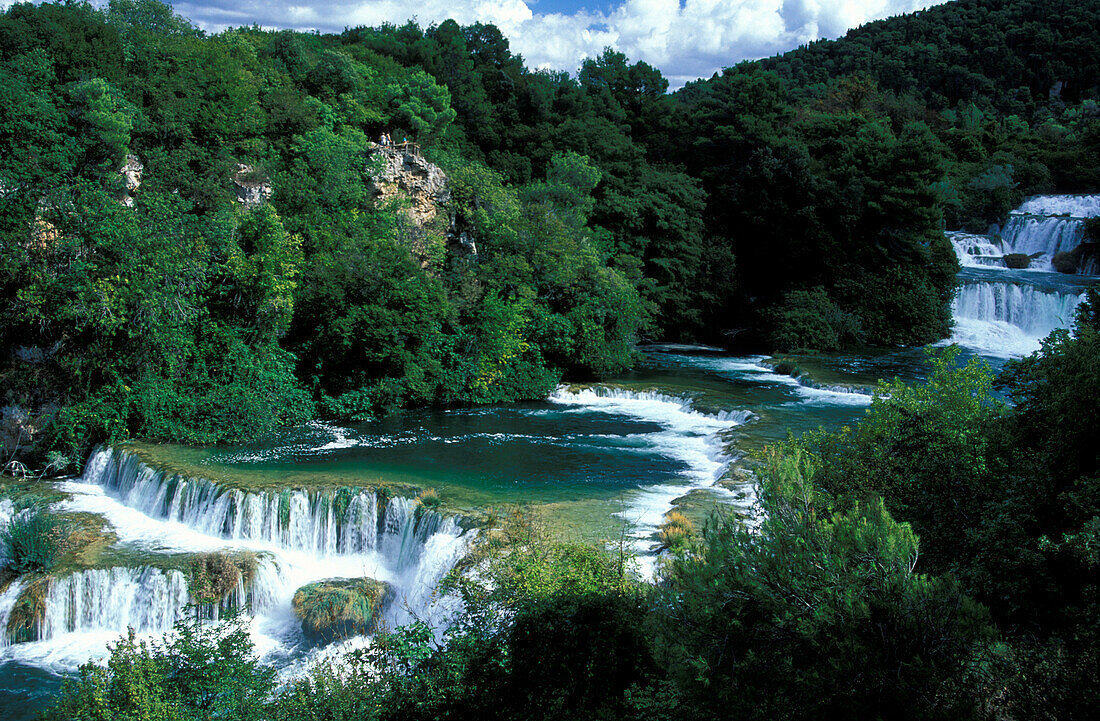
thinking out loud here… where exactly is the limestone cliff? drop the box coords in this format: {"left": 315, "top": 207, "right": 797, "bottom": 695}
{"left": 232, "top": 164, "right": 273, "bottom": 208}
{"left": 367, "top": 146, "right": 477, "bottom": 266}
{"left": 116, "top": 154, "right": 143, "bottom": 207}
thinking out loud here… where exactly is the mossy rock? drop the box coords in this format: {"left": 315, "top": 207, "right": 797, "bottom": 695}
{"left": 1003, "top": 253, "right": 1032, "bottom": 269}
{"left": 6, "top": 575, "right": 51, "bottom": 643}
{"left": 186, "top": 551, "right": 258, "bottom": 606}
{"left": 771, "top": 359, "right": 802, "bottom": 377}
{"left": 292, "top": 577, "right": 390, "bottom": 643}
{"left": 1052, "top": 250, "right": 1078, "bottom": 274}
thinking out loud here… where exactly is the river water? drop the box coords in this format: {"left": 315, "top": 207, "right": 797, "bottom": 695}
{"left": 1, "top": 194, "right": 1097, "bottom": 719}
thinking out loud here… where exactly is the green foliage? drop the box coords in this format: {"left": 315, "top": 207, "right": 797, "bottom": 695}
{"left": 45, "top": 614, "right": 276, "bottom": 721}
{"left": 800, "top": 346, "right": 1007, "bottom": 574}
{"left": 186, "top": 552, "right": 257, "bottom": 606}
{"left": 66, "top": 77, "right": 139, "bottom": 168}
{"left": 766, "top": 286, "right": 862, "bottom": 351}
{"left": 657, "top": 448, "right": 995, "bottom": 720}
{"left": 1, "top": 508, "right": 73, "bottom": 574}
{"left": 386, "top": 69, "right": 456, "bottom": 143}
{"left": 1084, "top": 216, "right": 1100, "bottom": 243}
{"left": 783, "top": 327, "right": 1100, "bottom": 719}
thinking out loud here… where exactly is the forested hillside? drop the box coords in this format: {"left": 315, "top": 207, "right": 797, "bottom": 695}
{"left": 2, "top": 0, "right": 1099, "bottom": 466}
{"left": 2, "top": 2, "right": 1099, "bottom": 720}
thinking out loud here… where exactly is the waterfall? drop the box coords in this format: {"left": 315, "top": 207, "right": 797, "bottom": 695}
{"left": 85, "top": 447, "right": 443, "bottom": 557}
{"left": 0, "top": 498, "right": 15, "bottom": 568}
{"left": 948, "top": 231, "right": 1004, "bottom": 267}
{"left": 999, "top": 215, "right": 1084, "bottom": 264}
{"left": 38, "top": 567, "right": 189, "bottom": 641}
{"left": 0, "top": 579, "right": 27, "bottom": 648}
{"left": 954, "top": 280, "right": 1086, "bottom": 338}
{"left": 0, "top": 447, "right": 472, "bottom": 666}
{"left": 995, "top": 194, "right": 1100, "bottom": 272}
{"left": 948, "top": 274, "right": 1088, "bottom": 357}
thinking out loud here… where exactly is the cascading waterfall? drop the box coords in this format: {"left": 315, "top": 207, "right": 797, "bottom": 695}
{"left": 949, "top": 272, "right": 1089, "bottom": 357}
{"left": 996, "top": 194, "right": 1099, "bottom": 272}
{"left": 0, "top": 448, "right": 473, "bottom": 669}
{"left": 946, "top": 194, "right": 1100, "bottom": 273}
{"left": 0, "top": 580, "right": 27, "bottom": 648}
{"left": 948, "top": 231, "right": 1005, "bottom": 267}
{"left": 946, "top": 195, "right": 1099, "bottom": 357}
{"left": 86, "top": 447, "right": 449, "bottom": 561}
{"left": 37, "top": 567, "right": 189, "bottom": 641}
{"left": 953, "top": 280, "right": 1086, "bottom": 338}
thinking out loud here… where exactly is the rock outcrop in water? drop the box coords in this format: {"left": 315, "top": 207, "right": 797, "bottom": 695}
{"left": 292, "top": 577, "right": 391, "bottom": 643}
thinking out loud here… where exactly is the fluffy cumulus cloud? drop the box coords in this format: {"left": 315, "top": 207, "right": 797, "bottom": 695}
{"left": 171, "top": 0, "right": 947, "bottom": 85}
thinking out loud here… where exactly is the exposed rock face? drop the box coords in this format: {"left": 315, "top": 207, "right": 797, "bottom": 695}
{"left": 116, "top": 154, "right": 143, "bottom": 207}
{"left": 368, "top": 146, "right": 451, "bottom": 226}
{"left": 367, "top": 145, "right": 477, "bottom": 266}
{"left": 232, "top": 163, "right": 273, "bottom": 208}
{"left": 1, "top": 404, "right": 57, "bottom": 468}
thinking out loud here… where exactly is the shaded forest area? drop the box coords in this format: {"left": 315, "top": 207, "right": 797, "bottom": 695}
{"left": 2, "top": 0, "right": 1099, "bottom": 463}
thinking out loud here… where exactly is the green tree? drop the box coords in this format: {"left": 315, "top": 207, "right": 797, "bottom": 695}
{"left": 658, "top": 448, "right": 995, "bottom": 720}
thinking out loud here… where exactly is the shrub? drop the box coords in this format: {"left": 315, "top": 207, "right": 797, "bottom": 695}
{"left": 771, "top": 359, "right": 801, "bottom": 377}
{"left": 6, "top": 575, "right": 52, "bottom": 642}
{"left": 657, "top": 511, "right": 695, "bottom": 552}
{"left": 766, "top": 286, "right": 862, "bottom": 352}
{"left": 44, "top": 615, "right": 275, "bottom": 721}
{"left": 656, "top": 448, "right": 996, "bottom": 719}
{"left": 416, "top": 488, "right": 442, "bottom": 510}
{"left": 1004, "top": 252, "right": 1032, "bottom": 269}
{"left": 186, "top": 552, "right": 257, "bottom": 606}
{"left": 1, "top": 509, "right": 73, "bottom": 574}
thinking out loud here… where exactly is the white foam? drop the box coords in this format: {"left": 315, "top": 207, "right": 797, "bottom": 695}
{"left": 662, "top": 355, "right": 873, "bottom": 407}
{"left": 947, "top": 279, "right": 1086, "bottom": 357}
{"left": 1, "top": 452, "right": 473, "bottom": 675}
{"left": 549, "top": 387, "right": 752, "bottom": 574}
{"left": 1016, "top": 194, "right": 1100, "bottom": 217}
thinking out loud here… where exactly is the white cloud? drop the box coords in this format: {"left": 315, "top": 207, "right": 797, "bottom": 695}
{"left": 169, "top": 0, "right": 947, "bottom": 86}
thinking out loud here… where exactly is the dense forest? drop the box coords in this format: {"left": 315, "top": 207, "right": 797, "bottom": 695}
{"left": 3, "top": 0, "right": 1100, "bottom": 465}
{"left": 1, "top": 0, "right": 1099, "bottom": 719}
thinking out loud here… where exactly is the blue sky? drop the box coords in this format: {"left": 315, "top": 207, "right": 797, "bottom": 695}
{"left": 143, "top": 1, "right": 952, "bottom": 87}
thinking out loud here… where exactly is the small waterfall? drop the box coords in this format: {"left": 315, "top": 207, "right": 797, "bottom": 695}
{"left": 0, "top": 498, "right": 15, "bottom": 568}
{"left": 999, "top": 215, "right": 1084, "bottom": 262}
{"left": 996, "top": 194, "right": 1099, "bottom": 272}
{"left": 389, "top": 520, "right": 474, "bottom": 628}
{"left": 954, "top": 280, "right": 1086, "bottom": 338}
{"left": 85, "top": 447, "right": 442, "bottom": 558}
{"left": 0, "top": 579, "right": 27, "bottom": 648}
{"left": 38, "top": 567, "right": 189, "bottom": 641}
{"left": 948, "top": 274, "right": 1088, "bottom": 357}
{"left": 948, "top": 231, "right": 1004, "bottom": 267}
{"left": 1, "top": 559, "right": 285, "bottom": 644}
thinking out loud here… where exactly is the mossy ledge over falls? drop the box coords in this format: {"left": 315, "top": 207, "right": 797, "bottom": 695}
{"left": 86, "top": 446, "right": 465, "bottom": 562}
{"left": 1, "top": 446, "right": 476, "bottom": 658}
{"left": 0, "top": 551, "right": 268, "bottom": 645}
